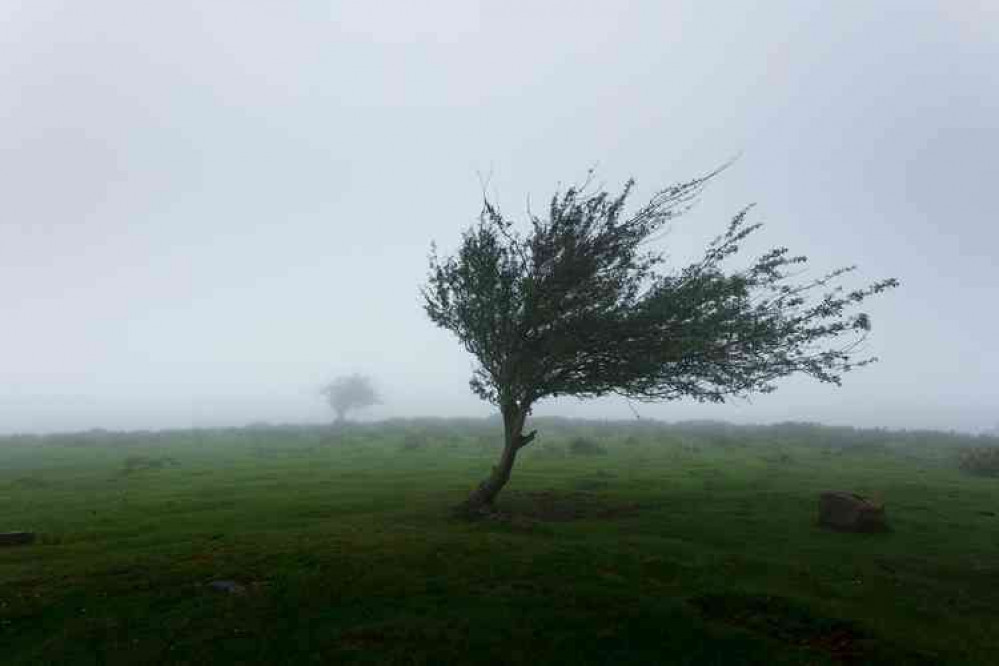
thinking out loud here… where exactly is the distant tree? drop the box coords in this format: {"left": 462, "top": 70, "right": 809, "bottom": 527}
{"left": 320, "top": 374, "right": 380, "bottom": 424}
{"left": 423, "top": 167, "right": 898, "bottom": 516}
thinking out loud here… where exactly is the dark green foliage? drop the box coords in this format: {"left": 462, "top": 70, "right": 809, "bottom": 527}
{"left": 568, "top": 437, "right": 607, "bottom": 456}
{"left": 423, "top": 167, "right": 898, "bottom": 410}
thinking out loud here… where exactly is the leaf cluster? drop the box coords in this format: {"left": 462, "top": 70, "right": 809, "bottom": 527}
{"left": 422, "top": 168, "right": 898, "bottom": 411}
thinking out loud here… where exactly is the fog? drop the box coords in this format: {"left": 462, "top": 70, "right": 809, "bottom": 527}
{"left": 1, "top": 1, "right": 996, "bottom": 435}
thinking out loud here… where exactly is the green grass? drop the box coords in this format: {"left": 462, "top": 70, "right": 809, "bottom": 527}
{"left": 1, "top": 419, "right": 997, "bottom": 665}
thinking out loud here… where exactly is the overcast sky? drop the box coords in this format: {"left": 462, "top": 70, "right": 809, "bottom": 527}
{"left": 1, "top": 1, "right": 996, "bottom": 435}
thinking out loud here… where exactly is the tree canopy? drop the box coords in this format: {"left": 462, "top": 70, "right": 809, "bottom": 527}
{"left": 320, "top": 374, "right": 380, "bottom": 424}
{"left": 423, "top": 167, "right": 898, "bottom": 514}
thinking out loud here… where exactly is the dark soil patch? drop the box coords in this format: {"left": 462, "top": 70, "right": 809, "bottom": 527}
{"left": 494, "top": 490, "right": 644, "bottom": 523}
{"left": 0, "top": 532, "right": 36, "bottom": 547}
{"left": 690, "top": 592, "right": 939, "bottom": 665}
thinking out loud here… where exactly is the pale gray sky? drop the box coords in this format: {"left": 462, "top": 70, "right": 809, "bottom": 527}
{"left": 1, "top": 1, "right": 996, "bottom": 434}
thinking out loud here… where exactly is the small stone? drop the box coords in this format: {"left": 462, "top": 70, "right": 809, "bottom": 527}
{"left": 0, "top": 532, "right": 36, "bottom": 547}
{"left": 207, "top": 580, "right": 247, "bottom": 595}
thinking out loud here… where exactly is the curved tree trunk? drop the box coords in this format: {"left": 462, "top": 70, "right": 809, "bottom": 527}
{"left": 455, "top": 402, "right": 537, "bottom": 518}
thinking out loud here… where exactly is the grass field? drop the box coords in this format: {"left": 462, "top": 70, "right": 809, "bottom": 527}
{"left": 1, "top": 418, "right": 997, "bottom": 665}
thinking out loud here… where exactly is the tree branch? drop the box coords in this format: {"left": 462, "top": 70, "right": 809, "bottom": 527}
{"left": 517, "top": 429, "right": 538, "bottom": 449}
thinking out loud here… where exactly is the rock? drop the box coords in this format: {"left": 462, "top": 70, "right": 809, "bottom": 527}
{"left": 818, "top": 492, "right": 888, "bottom": 533}
{"left": 0, "top": 532, "right": 36, "bottom": 547}
{"left": 207, "top": 580, "right": 247, "bottom": 595}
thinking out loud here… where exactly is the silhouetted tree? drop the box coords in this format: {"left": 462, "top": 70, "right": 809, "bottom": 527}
{"left": 320, "top": 374, "right": 380, "bottom": 424}
{"left": 422, "top": 167, "right": 898, "bottom": 516}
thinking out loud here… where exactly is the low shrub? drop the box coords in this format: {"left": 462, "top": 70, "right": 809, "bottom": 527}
{"left": 568, "top": 437, "right": 607, "bottom": 456}
{"left": 958, "top": 447, "right": 999, "bottom": 477}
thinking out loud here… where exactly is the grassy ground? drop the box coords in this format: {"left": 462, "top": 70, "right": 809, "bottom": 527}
{"left": 1, "top": 419, "right": 997, "bottom": 665}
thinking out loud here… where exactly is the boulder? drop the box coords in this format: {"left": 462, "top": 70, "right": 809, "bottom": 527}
{"left": 818, "top": 492, "right": 888, "bottom": 533}
{"left": 0, "top": 532, "right": 36, "bottom": 547}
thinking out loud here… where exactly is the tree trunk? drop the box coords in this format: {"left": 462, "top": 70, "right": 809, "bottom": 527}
{"left": 455, "top": 402, "right": 537, "bottom": 518}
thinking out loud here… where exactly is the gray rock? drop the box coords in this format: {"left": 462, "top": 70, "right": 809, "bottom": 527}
{"left": 0, "top": 532, "right": 36, "bottom": 547}
{"left": 818, "top": 491, "right": 888, "bottom": 533}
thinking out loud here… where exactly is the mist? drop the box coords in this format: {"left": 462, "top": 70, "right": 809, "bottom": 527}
{"left": 2, "top": 1, "right": 996, "bottom": 435}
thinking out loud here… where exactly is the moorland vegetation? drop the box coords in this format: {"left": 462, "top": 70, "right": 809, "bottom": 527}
{"left": 2, "top": 419, "right": 997, "bottom": 665}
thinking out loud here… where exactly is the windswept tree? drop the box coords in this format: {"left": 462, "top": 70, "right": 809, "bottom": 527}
{"left": 422, "top": 167, "right": 898, "bottom": 516}
{"left": 320, "top": 374, "right": 380, "bottom": 424}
